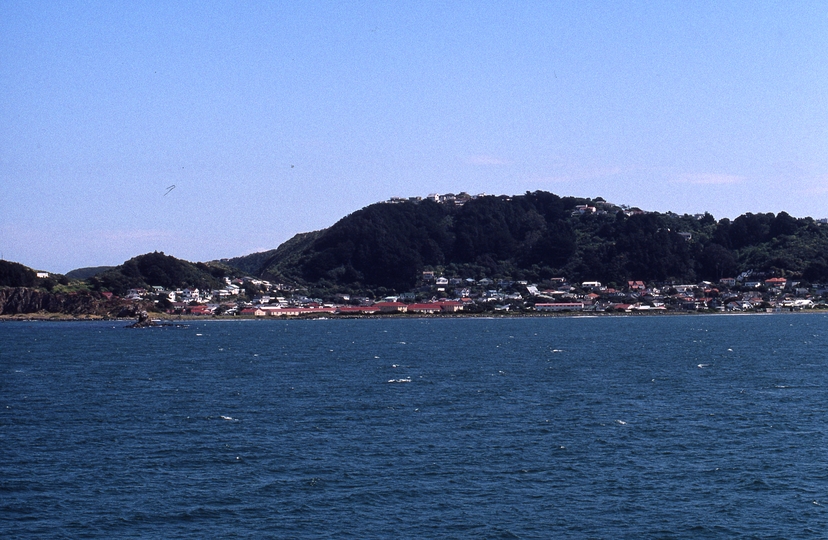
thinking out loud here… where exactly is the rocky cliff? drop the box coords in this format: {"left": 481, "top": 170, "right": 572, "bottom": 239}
{"left": 0, "top": 287, "right": 149, "bottom": 317}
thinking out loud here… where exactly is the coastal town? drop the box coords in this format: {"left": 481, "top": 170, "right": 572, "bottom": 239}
{"left": 117, "top": 269, "right": 827, "bottom": 318}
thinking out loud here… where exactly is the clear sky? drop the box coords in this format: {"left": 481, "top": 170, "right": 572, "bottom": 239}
{"left": 2, "top": 1, "right": 827, "bottom": 273}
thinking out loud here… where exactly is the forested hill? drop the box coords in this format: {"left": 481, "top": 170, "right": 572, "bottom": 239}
{"left": 87, "top": 252, "right": 236, "bottom": 296}
{"left": 230, "top": 191, "right": 828, "bottom": 293}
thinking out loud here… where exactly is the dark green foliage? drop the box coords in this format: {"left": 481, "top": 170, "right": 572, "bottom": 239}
{"left": 0, "top": 260, "right": 37, "bottom": 287}
{"left": 700, "top": 244, "right": 738, "bottom": 282}
{"left": 729, "top": 213, "right": 774, "bottom": 249}
{"left": 64, "top": 266, "right": 114, "bottom": 280}
{"left": 68, "top": 192, "right": 810, "bottom": 296}
{"left": 230, "top": 230, "right": 323, "bottom": 281}
{"left": 89, "top": 252, "right": 224, "bottom": 295}
{"left": 249, "top": 194, "right": 828, "bottom": 291}
{"left": 281, "top": 194, "right": 828, "bottom": 290}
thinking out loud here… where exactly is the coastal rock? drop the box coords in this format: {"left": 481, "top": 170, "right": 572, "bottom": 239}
{"left": 0, "top": 287, "right": 150, "bottom": 317}
{"left": 127, "top": 311, "right": 157, "bottom": 328}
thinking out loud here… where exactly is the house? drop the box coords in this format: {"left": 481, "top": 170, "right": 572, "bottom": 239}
{"left": 438, "top": 301, "right": 464, "bottom": 313}
{"left": 779, "top": 298, "right": 813, "bottom": 310}
{"left": 627, "top": 281, "right": 646, "bottom": 291}
{"left": 187, "top": 305, "right": 213, "bottom": 316}
{"left": 181, "top": 288, "right": 200, "bottom": 302}
{"left": 262, "top": 307, "right": 336, "bottom": 317}
{"left": 240, "top": 307, "right": 266, "bottom": 317}
{"left": 336, "top": 306, "right": 380, "bottom": 315}
{"left": 36, "top": 271, "right": 50, "bottom": 278}
{"left": 581, "top": 281, "right": 602, "bottom": 290}
{"left": 126, "top": 288, "right": 147, "bottom": 300}
{"left": 435, "top": 277, "right": 449, "bottom": 286}
{"left": 373, "top": 302, "right": 408, "bottom": 313}
{"left": 408, "top": 303, "right": 441, "bottom": 314}
{"left": 765, "top": 277, "right": 787, "bottom": 289}
{"left": 720, "top": 277, "right": 737, "bottom": 287}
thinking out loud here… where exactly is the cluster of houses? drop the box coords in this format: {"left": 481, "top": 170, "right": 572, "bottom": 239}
{"left": 526, "top": 274, "right": 826, "bottom": 313}
{"left": 116, "top": 268, "right": 828, "bottom": 318}
{"left": 386, "top": 192, "right": 488, "bottom": 207}
{"left": 385, "top": 193, "right": 660, "bottom": 220}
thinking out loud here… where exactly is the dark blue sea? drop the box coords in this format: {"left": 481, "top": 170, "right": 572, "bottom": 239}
{"left": 3, "top": 314, "right": 828, "bottom": 538}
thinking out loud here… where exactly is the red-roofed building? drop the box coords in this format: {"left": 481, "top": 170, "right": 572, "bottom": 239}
{"left": 408, "top": 303, "right": 441, "bottom": 314}
{"left": 438, "top": 301, "right": 464, "bottom": 313}
{"left": 373, "top": 302, "right": 408, "bottom": 313}
{"left": 263, "top": 307, "right": 336, "bottom": 317}
{"left": 336, "top": 306, "right": 380, "bottom": 315}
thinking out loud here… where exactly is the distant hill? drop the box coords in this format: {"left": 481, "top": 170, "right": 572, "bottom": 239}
{"left": 87, "top": 252, "right": 237, "bottom": 295}
{"left": 12, "top": 191, "right": 828, "bottom": 300}
{"left": 65, "top": 266, "right": 115, "bottom": 280}
{"left": 234, "top": 191, "right": 828, "bottom": 293}
{"left": 227, "top": 231, "right": 323, "bottom": 279}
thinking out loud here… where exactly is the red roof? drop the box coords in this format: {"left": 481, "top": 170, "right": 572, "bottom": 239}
{"left": 408, "top": 303, "right": 441, "bottom": 311}
{"left": 337, "top": 306, "right": 380, "bottom": 313}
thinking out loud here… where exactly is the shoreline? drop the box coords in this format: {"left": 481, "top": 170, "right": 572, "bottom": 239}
{"left": 2, "top": 308, "right": 825, "bottom": 323}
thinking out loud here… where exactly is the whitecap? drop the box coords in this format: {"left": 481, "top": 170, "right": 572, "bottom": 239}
{"left": 615, "top": 420, "right": 627, "bottom": 425}
{"left": 387, "top": 378, "right": 411, "bottom": 383}
{"left": 220, "top": 415, "right": 236, "bottom": 421}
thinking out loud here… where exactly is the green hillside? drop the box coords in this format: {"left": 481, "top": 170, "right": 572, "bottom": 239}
{"left": 65, "top": 266, "right": 115, "bottom": 280}
{"left": 245, "top": 191, "right": 828, "bottom": 293}
{"left": 0, "top": 260, "right": 38, "bottom": 288}
{"left": 87, "top": 252, "right": 236, "bottom": 295}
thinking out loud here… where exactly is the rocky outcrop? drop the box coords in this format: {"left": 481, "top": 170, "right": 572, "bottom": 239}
{"left": 126, "top": 311, "right": 158, "bottom": 328}
{"left": 0, "top": 287, "right": 151, "bottom": 316}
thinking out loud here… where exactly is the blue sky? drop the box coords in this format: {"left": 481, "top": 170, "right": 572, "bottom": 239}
{"left": 2, "top": 1, "right": 827, "bottom": 273}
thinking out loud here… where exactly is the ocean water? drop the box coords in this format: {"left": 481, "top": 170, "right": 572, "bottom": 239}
{"left": 2, "top": 314, "right": 828, "bottom": 538}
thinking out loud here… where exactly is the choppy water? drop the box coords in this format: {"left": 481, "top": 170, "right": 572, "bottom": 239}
{"left": 3, "top": 314, "right": 828, "bottom": 538}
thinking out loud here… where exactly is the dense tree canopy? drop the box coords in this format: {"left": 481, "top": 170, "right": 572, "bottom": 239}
{"left": 0, "top": 260, "right": 37, "bottom": 288}
{"left": 88, "top": 252, "right": 228, "bottom": 295}
{"left": 243, "top": 191, "right": 828, "bottom": 292}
